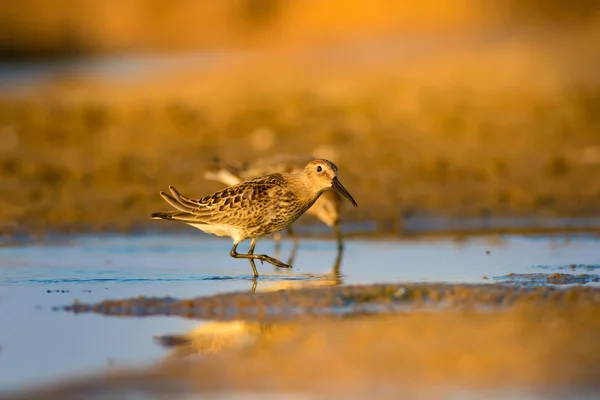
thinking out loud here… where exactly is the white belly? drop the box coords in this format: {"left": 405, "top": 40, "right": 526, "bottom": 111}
{"left": 188, "top": 223, "right": 242, "bottom": 243}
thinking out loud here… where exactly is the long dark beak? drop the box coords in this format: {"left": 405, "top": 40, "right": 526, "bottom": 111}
{"left": 331, "top": 177, "right": 358, "bottom": 207}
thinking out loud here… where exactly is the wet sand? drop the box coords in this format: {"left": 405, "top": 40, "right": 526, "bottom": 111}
{"left": 62, "top": 282, "right": 600, "bottom": 319}
{"left": 6, "top": 283, "right": 599, "bottom": 399}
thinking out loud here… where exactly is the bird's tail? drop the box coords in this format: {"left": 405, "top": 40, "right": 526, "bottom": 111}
{"left": 150, "top": 211, "right": 174, "bottom": 220}
{"left": 151, "top": 186, "right": 206, "bottom": 220}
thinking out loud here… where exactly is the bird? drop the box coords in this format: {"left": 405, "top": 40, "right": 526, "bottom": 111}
{"left": 204, "top": 154, "right": 345, "bottom": 252}
{"left": 151, "top": 159, "right": 357, "bottom": 277}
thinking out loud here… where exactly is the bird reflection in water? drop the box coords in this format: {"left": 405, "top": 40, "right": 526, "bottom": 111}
{"left": 155, "top": 261, "right": 342, "bottom": 358}
{"left": 250, "top": 244, "right": 343, "bottom": 293}
{"left": 155, "top": 320, "right": 275, "bottom": 358}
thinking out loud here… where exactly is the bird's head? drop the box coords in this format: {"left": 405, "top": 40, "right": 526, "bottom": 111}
{"left": 303, "top": 159, "right": 357, "bottom": 207}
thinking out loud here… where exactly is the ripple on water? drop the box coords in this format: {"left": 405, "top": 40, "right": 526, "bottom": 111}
{"left": 533, "top": 264, "right": 599, "bottom": 271}
{"left": 7, "top": 272, "right": 335, "bottom": 285}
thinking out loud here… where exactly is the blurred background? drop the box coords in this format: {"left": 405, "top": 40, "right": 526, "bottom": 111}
{"left": 1, "top": 0, "right": 599, "bottom": 235}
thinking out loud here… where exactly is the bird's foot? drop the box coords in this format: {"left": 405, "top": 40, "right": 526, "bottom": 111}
{"left": 258, "top": 255, "right": 291, "bottom": 269}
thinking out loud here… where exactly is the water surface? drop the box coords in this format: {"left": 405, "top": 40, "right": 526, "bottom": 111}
{"left": 0, "top": 232, "right": 598, "bottom": 393}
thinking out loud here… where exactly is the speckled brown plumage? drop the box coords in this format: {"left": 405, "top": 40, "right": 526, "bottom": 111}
{"left": 157, "top": 174, "right": 317, "bottom": 240}
{"left": 204, "top": 154, "right": 344, "bottom": 250}
{"left": 152, "top": 159, "right": 357, "bottom": 277}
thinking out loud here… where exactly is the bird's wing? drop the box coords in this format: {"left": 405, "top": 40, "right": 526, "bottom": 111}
{"left": 159, "top": 174, "right": 285, "bottom": 227}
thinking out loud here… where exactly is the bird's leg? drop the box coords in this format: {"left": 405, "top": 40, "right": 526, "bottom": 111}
{"left": 247, "top": 239, "right": 259, "bottom": 277}
{"left": 334, "top": 223, "right": 344, "bottom": 252}
{"left": 249, "top": 238, "right": 292, "bottom": 269}
{"left": 286, "top": 226, "right": 299, "bottom": 266}
{"left": 230, "top": 242, "right": 259, "bottom": 277}
{"left": 257, "top": 254, "right": 291, "bottom": 269}
{"left": 332, "top": 243, "right": 344, "bottom": 278}
{"left": 273, "top": 232, "right": 282, "bottom": 257}
{"left": 330, "top": 222, "right": 344, "bottom": 282}
{"left": 248, "top": 238, "right": 257, "bottom": 254}
{"left": 230, "top": 240, "right": 291, "bottom": 275}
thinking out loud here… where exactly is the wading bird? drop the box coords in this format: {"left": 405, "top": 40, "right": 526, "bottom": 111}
{"left": 152, "top": 159, "right": 357, "bottom": 277}
{"left": 204, "top": 154, "right": 345, "bottom": 253}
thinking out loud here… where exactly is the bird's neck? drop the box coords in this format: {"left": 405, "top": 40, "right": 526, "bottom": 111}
{"left": 285, "top": 172, "right": 325, "bottom": 206}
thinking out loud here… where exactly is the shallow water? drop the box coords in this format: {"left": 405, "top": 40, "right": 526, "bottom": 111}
{"left": 0, "top": 232, "right": 599, "bottom": 393}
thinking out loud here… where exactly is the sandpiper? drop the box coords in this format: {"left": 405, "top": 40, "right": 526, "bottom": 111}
{"left": 152, "top": 159, "right": 357, "bottom": 277}
{"left": 204, "top": 154, "right": 345, "bottom": 251}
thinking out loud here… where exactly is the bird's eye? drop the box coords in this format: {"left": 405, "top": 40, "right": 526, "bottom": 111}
{"left": 317, "top": 166, "right": 322, "bottom": 172}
